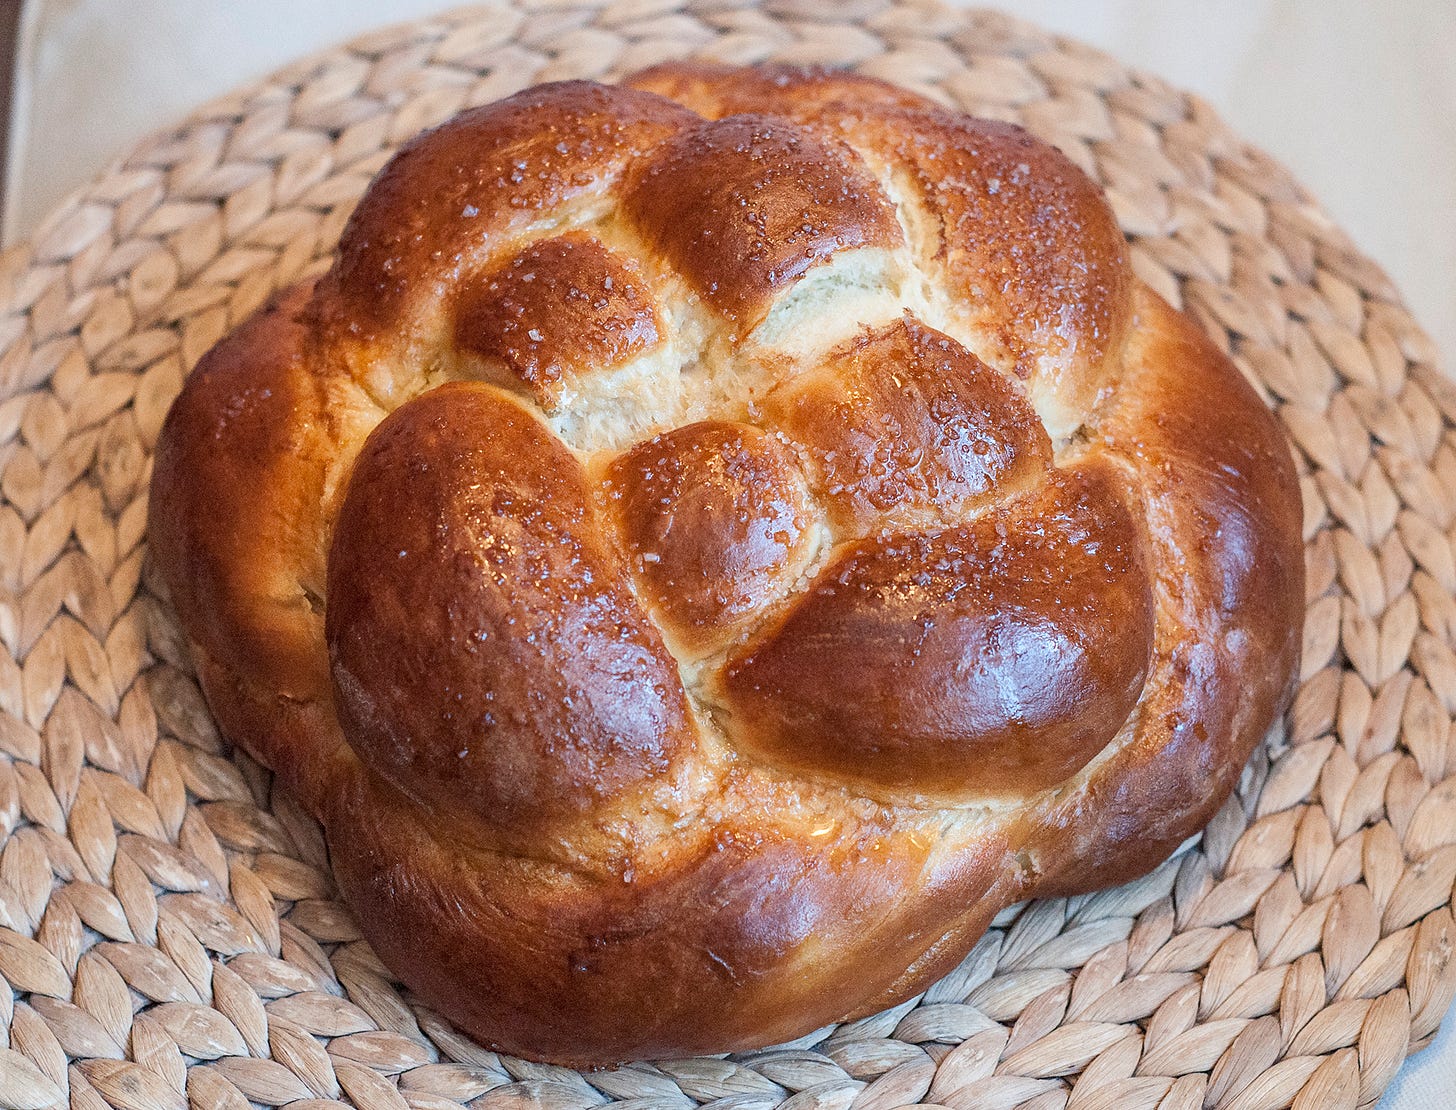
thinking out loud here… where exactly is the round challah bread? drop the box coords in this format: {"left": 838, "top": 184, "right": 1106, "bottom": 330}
{"left": 148, "top": 62, "right": 1306, "bottom": 1065}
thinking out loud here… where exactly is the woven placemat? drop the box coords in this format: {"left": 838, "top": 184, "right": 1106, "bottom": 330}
{"left": 1, "top": 3, "right": 1453, "bottom": 1109}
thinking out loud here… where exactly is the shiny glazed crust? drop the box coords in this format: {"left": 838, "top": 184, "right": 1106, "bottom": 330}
{"left": 147, "top": 63, "right": 1305, "bottom": 1065}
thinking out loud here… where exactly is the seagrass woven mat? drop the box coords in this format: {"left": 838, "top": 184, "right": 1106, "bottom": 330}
{"left": 0, "top": 3, "right": 1453, "bottom": 1109}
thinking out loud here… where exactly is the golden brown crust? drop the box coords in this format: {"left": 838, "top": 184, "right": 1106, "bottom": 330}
{"left": 454, "top": 234, "right": 662, "bottom": 410}
{"left": 604, "top": 421, "right": 817, "bottom": 655}
{"left": 718, "top": 463, "right": 1154, "bottom": 797}
{"left": 763, "top": 316, "right": 1052, "bottom": 532}
{"left": 621, "top": 114, "right": 903, "bottom": 328}
{"left": 148, "top": 282, "right": 326, "bottom": 689}
{"left": 626, "top": 62, "right": 1131, "bottom": 437}
{"left": 324, "top": 770, "right": 1009, "bottom": 1063}
{"left": 147, "top": 64, "right": 1306, "bottom": 1065}
{"left": 841, "top": 107, "right": 1133, "bottom": 412}
{"left": 326, "top": 383, "right": 696, "bottom": 840}
{"left": 327, "top": 80, "right": 694, "bottom": 338}
{"left": 1029, "top": 286, "right": 1306, "bottom": 892}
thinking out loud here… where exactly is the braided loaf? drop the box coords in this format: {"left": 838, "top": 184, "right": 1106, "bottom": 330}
{"left": 148, "top": 63, "right": 1305, "bottom": 1064}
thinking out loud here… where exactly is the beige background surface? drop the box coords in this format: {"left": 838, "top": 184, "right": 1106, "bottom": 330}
{"left": 3, "top": 2, "right": 1452, "bottom": 1105}
{"left": 8, "top": 0, "right": 1454, "bottom": 366}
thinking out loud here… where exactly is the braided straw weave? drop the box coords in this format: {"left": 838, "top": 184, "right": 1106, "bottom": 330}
{"left": 0, "top": 3, "right": 1452, "bottom": 1108}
